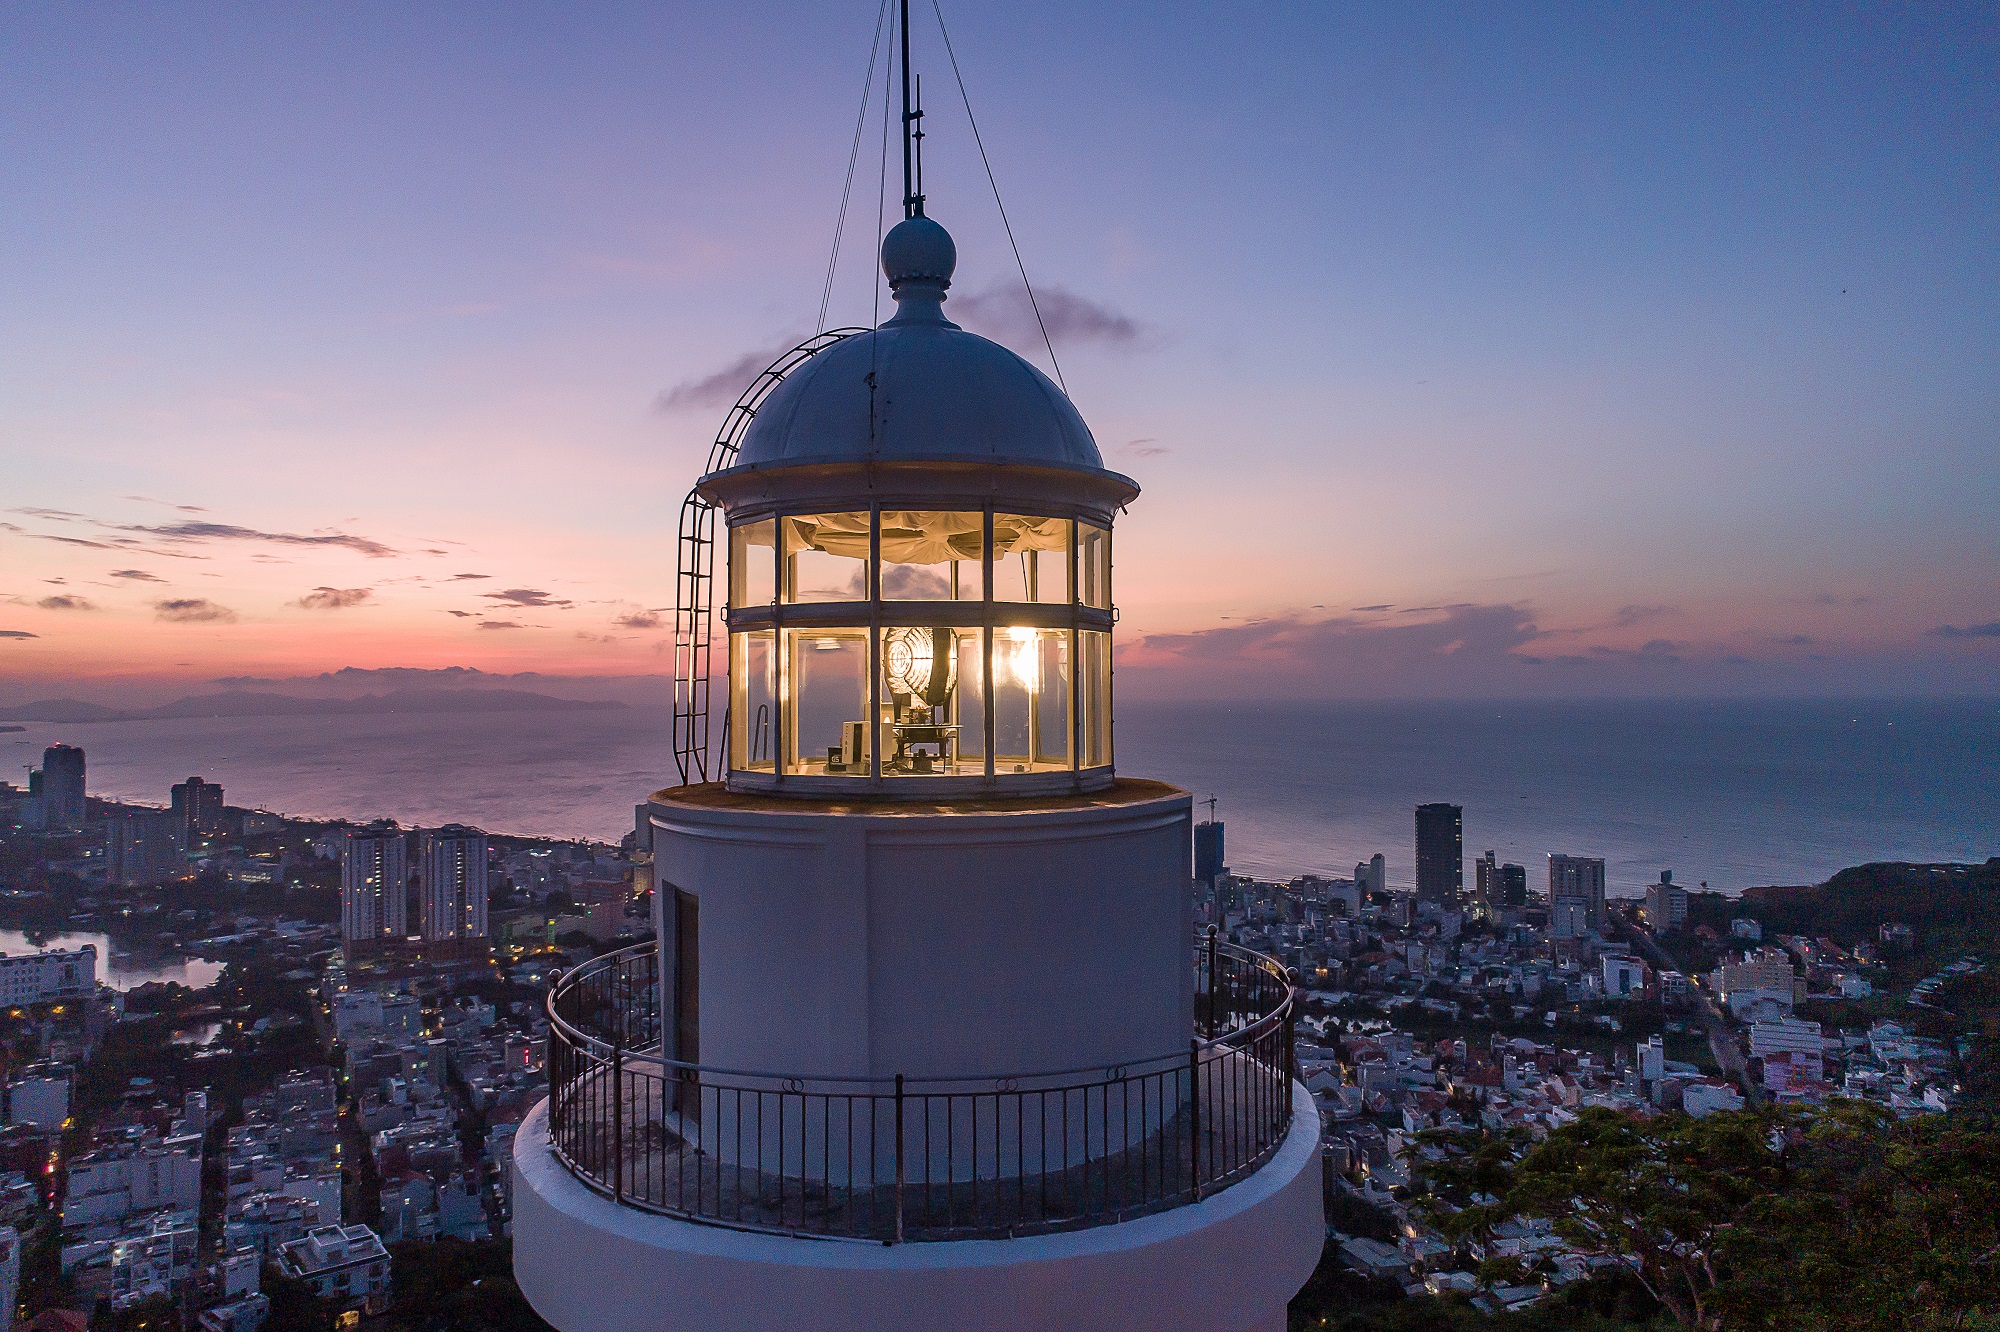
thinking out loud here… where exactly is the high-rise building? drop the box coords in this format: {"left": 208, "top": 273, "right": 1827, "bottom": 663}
{"left": 341, "top": 827, "right": 408, "bottom": 946}
{"left": 107, "top": 812, "right": 186, "bottom": 886}
{"left": 32, "top": 745, "right": 86, "bottom": 831}
{"left": 511, "top": 77, "right": 1324, "bottom": 1330}
{"left": 1474, "top": 850, "right": 1496, "bottom": 909}
{"left": 1549, "top": 853, "right": 1607, "bottom": 939}
{"left": 418, "top": 826, "right": 488, "bottom": 942}
{"left": 1193, "top": 818, "right": 1225, "bottom": 888}
{"left": 1414, "top": 803, "right": 1462, "bottom": 904}
{"left": 1354, "top": 853, "right": 1386, "bottom": 896}
{"left": 1475, "top": 852, "right": 1528, "bottom": 912}
{"left": 170, "top": 776, "right": 226, "bottom": 848}
{"left": 1646, "top": 870, "right": 1689, "bottom": 931}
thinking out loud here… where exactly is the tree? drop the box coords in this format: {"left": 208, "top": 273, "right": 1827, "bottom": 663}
{"left": 1414, "top": 1103, "right": 2000, "bottom": 1332}
{"left": 1415, "top": 1107, "right": 1798, "bottom": 1330}
{"left": 1747, "top": 1102, "right": 2000, "bottom": 1331}
{"left": 262, "top": 1271, "right": 335, "bottom": 1332}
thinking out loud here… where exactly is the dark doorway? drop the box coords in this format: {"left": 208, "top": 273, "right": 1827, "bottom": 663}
{"left": 667, "top": 885, "right": 699, "bottom": 1120}
{"left": 674, "top": 886, "right": 700, "bottom": 1066}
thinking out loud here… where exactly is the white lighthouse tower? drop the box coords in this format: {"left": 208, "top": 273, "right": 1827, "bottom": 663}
{"left": 512, "top": 15, "right": 1323, "bottom": 1329}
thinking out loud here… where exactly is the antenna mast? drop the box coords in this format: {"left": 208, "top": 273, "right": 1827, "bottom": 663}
{"left": 899, "top": 0, "right": 924, "bottom": 217}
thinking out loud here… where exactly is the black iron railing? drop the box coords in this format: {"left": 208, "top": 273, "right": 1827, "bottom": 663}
{"left": 543, "top": 930, "right": 1297, "bottom": 1242}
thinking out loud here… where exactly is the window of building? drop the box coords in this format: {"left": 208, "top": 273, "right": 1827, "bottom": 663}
{"left": 782, "top": 513, "right": 870, "bottom": 603}
{"left": 993, "top": 627, "right": 1071, "bottom": 771}
{"left": 782, "top": 627, "right": 870, "bottom": 774}
{"left": 877, "top": 510, "right": 983, "bottom": 600}
{"left": 1078, "top": 522, "right": 1110, "bottom": 609}
{"left": 1079, "top": 630, "right": 1111, "bottom": 768}
{"left": 729, "top": 518, "right": 776, "bottom": 608}
{"left": 879, "top": 626, "right": 983, "bottom": 776}
{"left": 729, "top": 631, "right": 777, "bottom": 772}
{"left": 993, "top": 514, "right": 1071, "bottom": 604}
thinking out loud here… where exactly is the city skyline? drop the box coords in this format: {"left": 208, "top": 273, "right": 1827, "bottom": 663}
{"left": 3, "top": 3, "right": 1997, "bottom": 704}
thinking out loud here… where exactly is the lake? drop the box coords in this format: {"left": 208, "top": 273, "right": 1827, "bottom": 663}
{"left": 0, "top": 930, "right": 227, "bottom": 992}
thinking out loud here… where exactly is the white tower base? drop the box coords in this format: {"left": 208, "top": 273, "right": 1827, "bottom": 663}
{"left": 513, "top": 1080, "right": 1326, "bottom": 1332}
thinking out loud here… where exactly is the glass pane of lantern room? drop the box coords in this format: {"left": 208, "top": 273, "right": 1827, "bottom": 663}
{"left": 1080, "top": 630, "right": 1111, "bottom": 768}
{"left": 730, "top": 519, "right": 777, "bottom": 609}
{"left": 878, "top": 511, "right": 983, "bottom": 600}
{"left": 730, "top": 631, "right": 776, "bottom": 772}
{"left": 1078, "top": 522, "right": 1110, "bottom": 610}
{"left": 992, "top": 627, "right": 1072, "bottom": 772}
{"left": 993, "top": 515, "right": 1072, "bottom": 604}
{"left": 783, "top": 513, "right": 871, "bottom": 604}
{"left": 879, "top": 626, "right": 980, "bottom": 776}
{"left": 782, "top": 628, "right": 870, "bottom": 775}
{"left": 955, "top": 630, "right": 987, "bottom": 767}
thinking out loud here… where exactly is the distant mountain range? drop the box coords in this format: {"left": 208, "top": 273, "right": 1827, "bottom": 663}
{"left": 0, "top": 689, "right": 628, "bottom": 723}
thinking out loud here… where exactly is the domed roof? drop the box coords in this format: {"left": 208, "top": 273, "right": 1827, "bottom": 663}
{"left": 727, "top": 216, "right": 1105, "bottom": 474}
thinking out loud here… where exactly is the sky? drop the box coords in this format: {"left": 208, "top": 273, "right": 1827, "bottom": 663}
{"left": 2, "top": 2, "right": 1996, "bottom": 705}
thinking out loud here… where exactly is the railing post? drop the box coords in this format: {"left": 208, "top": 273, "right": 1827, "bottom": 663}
{"left": 1187, "top": 1039, "right": 1202, "bottom": 1198}
{"left": 1205, "top": 925, "right": 1218, "bottom": 1039}
{"left": 893, "top": 1074, "right": 906, "bottom": 1244}
{"left": 1284, "top": 970, "right": 1298, "bottom": 1089}
{"left": 612, "top": 1033, "right": 625, "bottom": 1205}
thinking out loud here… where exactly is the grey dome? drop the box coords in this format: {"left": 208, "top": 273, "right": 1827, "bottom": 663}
{"left": 880, "top": 215, "right": 957, "bottom": 289}
{"left": 728, "top": 217, "right": 1104, "bottom": 473}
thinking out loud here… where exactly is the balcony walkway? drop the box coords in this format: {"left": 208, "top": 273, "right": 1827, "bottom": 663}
{"left": 545, "top": 938, "right": 1299, "bottom": 1243}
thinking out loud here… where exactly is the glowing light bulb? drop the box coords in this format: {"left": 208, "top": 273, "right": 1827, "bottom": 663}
{"left": 1002, "top": 626, "right": 1040, "bottom": 691}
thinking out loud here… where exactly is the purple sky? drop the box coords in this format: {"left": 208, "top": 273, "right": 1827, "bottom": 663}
{"left": 2, "top": 2, "right": 1996, "bottom": 703}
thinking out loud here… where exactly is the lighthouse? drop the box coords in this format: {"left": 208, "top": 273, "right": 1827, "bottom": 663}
{"left": 512, "top": 10, "right": 1324, "bottom": 1328}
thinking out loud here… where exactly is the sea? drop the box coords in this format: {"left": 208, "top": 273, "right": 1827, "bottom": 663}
{"left": 5, "top": 698, "right": 1995, "bottom": 897}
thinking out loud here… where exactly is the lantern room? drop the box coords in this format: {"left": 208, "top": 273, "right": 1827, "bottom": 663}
{"left": 695, "top": 212, "right": 1138, "bottom": 797}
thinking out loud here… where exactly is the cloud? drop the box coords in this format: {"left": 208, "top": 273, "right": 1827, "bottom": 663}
{"left": 123, "top": 496, "right": 207, "bottom": 513}
{"left": 1121, "top": 438, "right": 1171, "bottom": 458}
{"left": 479, "top": 620, "right": 523, "bottom": 631}
{"left": 154, "top": 598, "right": 237, "bottom": 623}
{"left": 1122, "top": 603, "right": 1544, "bottom": 698}
{"left": 447, "top": 610, "right": 475, "bottom": 618}
{"left": 11, "top": 507, "right": 86, "bottom": 520}
{"left": 449, "top": 573, "right": 491, "bottom": 582}
{"left": 0, "top": 630, "right": 37, "bottom": 640}
{"left": 1612, "top": 604, "right": 1673, "bottom": 627}
{"left": 951, "top": 284, "right": 1144, "bottom": 351}
{"left": 28, "top": 534, "right": 117, "bottom": 550}
{"left": 656, "top": 341, "right": 798, "bottom": 413}
{"left": 294, "top": 587, "right": 373, "bottom": 611}
{"left": 1599, "top": 639, "right": 1685, "bottom": 663}
{"left": 36, "top": 596, "right": 96, "bottom": 611}
{"left": 111, "top": 569, "right": 164, "bottom": 582}
{"left": 484, "top": 588, "right": 572, "bottom": 609}
{"left": 1524, "top": 638, "right": 1688, "bottom": 667}
{"left": 1352, "top": 604, "right": 1393, "bottom": 613}
{"left": 118, "top": 521, "right": 398, "bottom": 558}
{"left": 616, "top": 611, "right": 663, "bottom": 630}
{"left": 1931, "top": 621, "right": 2000, "bottom": 640}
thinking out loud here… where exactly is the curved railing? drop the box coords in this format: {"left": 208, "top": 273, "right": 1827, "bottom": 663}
{"left": 542, "top": 933, "right": 1299, "bottom": 1242}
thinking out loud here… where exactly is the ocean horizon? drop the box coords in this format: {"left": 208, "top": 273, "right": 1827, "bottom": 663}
{"left": 6, "top": 696, "right": 1994, "bottom": 896}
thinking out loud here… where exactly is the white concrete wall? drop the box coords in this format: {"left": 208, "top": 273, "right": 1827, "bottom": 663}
{"left": 648, "top": 786, "right": 1194, "bottom": 1083}
{"left": 514, "top": 1081, "right": 1324, "bottom": 1332}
